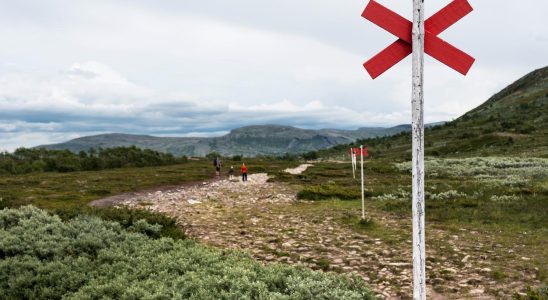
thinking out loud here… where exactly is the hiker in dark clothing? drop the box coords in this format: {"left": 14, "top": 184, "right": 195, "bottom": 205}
{"left": 213, "top": 157, "right": 221, "bottom": 176}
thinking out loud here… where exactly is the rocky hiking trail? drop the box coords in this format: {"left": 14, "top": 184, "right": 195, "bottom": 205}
{"left": 91, "top": 165, "right": 531, "bottom": 299}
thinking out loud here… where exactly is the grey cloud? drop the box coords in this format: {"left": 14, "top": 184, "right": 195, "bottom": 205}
{"left": 1, "top": 0, "right": 547, "bottom": 151}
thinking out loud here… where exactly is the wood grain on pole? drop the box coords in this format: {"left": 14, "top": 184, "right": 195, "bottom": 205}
{"left": 360, "top": 145, "right": 365, "bottom": 220}
{"left": 351, "top": 148, "right": 356, "bottom": 179}
{"left": 412, "top": 0, "right": 426, "bottom": 299}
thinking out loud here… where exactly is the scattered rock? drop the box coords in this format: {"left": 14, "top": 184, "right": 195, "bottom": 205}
{"left": 187, "top": 199, "right": 201, "bottom": 205}
{"left": 92, "top": 165, "right": 531, "bottom": 299}
{"left": 333, "top": 258, "right": 344, "bottom": 264}
{"left": 469, "top": 288, "right": 484, "bottom": 295}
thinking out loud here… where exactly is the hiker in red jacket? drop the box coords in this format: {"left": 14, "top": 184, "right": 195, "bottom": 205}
{"left": 241, "top": 163, "right": 248, "bottom": 182}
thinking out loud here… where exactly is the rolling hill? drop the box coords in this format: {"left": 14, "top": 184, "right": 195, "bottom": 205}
{"left": 40, "top": 65, "right": 547, "bottom": 159}
{"left": 326, "top": 66, "right": 548, "bottom": 159}
{"left": 39, "top": 125, "right": 412, "bottom": 157}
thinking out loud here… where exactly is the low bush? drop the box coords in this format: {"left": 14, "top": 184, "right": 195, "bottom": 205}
{"left": 297, "top": 184, "right": 364, "bottom": 201}
{"left": 0, "top": 146, "right": 185, "bottom": 175}
{"left": 0, "top": 206, "right": 375, "bottom": 300}
{"left": 301, "top": 151, "right": 319, "bottom": 160}
{"left": 514, "top": 285, "right": 548, "bottom": 300}
{"left": 52, "top": 206, "right": 186, "bottom": 240}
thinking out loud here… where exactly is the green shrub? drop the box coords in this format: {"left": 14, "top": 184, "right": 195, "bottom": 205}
{"left": 52, "top": 206, "right": 186, "bottom": 240}
{"left": 297, "top": 184, "right": 364, "bottom": 201}
{"left": 0, "top": 206, "right": 375, "bottom": 300}
{"left": 0, "top": 146, "right": 183, "bottom": 175}
{"left": 513, "top": 285, "right": 548, "bottom": 300}
{"left": 357, "top": 217, "right": 375, "bottom": 229}
{"left": 302, "top": 151, "right": 319, "bottom": 160}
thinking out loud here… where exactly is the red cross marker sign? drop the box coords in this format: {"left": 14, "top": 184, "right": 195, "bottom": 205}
{"left": 351, "top": 147, "right": 369, "bottom": 157}
{"left": 363, "top": 0, "right": 475, "bottom": 79}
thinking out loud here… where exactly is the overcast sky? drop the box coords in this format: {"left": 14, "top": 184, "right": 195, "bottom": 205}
{"left": 1, "top": 0, "right": 547, "bottom": 151}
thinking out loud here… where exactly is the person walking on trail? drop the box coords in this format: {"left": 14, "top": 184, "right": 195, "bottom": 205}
{"left": 228, "top": 166, "right": 235, "bottom": 180}
{"left": 213, "top": 157, "right": 222, "bottom": 176}
{"left": 241, "top": 163, "right": 248, "bottom": 182}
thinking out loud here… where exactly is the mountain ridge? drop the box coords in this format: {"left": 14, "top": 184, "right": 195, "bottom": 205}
{"left": 324, "top": 66, "right": 548, "bottom": 158}
{"left": 38, "top": 124, "right": 415, "bottom": 157}
{"left": 40, "top": 65, "right": 548, "bottom": 158}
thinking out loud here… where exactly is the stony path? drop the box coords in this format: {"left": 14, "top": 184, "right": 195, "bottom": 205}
{"left": 284, "top": 164, "right": 314, "bottom": 175}
{"left": 91, "top": 166, "right": 537, "bottom": 299}
{"left": 111, "top": 173, "right": 413, "bottom": 298}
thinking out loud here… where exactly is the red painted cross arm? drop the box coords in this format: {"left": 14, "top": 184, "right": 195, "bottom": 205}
{"left": 362, "top": 0, "right": 474, "bottom": 78}
{"left": 363, "top": 39, "right": 411, "bottom": 79}
{"left": 350, "top": 147, "right": 369, "bottom": 157}
{"left": 362, "top": 1, "right": 412, "bottom": 79}
{"left": 425, "top": 32, "right": 475, "bottom": 75}
{"left": 425, "top": 0, "right": 473, "bottom": 35}
{"left": 362, "top": 0, "right": 411, "bottom": 43}
{"left": 424, "top": 0, "right": 475, "bottom": 75}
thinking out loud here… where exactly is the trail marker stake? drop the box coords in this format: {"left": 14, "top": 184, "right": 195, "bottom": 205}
{"left": 360, "top": 145, "right": 365, "bottom": 220}
{"left": 351, "top": 148, "right": 357, "bottom": 179}
{"left": 351, "top": 147, "right": 369, "bottom": 219}
{"left": 411, "top": 1, "right": 426, "bottom": 297}
{"left": 361, "top": 0, "right": 474, "bottom": 298}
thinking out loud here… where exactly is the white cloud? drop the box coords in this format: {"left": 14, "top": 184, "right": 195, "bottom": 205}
{"left": 0, "top": 132, "right": 82, "bottom": 152}
{"left": 0, "top": 121, "right": 61, "bottom": 132}
{"left": 0, "top": 0, "right": 546, "bottom": 151}
{"left": 229, "top": 100, "right": 325, "bottom": 113}
{"left": 0, "top": 62, "right": 150, "bottom": 115}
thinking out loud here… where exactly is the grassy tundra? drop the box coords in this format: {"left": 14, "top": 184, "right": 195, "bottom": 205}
{"left": 1, "top": 154, "right": 546, "bottom": 298}
{"left": 283, "top": 157, "right": 547, "bottom": 297}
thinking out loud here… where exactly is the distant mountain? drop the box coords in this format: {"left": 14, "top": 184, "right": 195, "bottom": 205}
{"left": 324, "top": 66, "right": 548, "bottom": 158}
{"left": 39, "top": 125, "right": 414, "bottom": 157}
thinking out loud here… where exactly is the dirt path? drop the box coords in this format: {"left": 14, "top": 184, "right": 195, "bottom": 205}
{"left": 89, "top": 165, "right": 523, "bottom": 299}
{"left": 284, "top": 164, "right": 314, "bottom": 175}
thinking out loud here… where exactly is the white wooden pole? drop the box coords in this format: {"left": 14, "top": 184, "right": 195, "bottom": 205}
{"left": 351, "top": 148, "right": 356, "bottom": 179}
{"left": 354, "top": 154, "right": 357, "bottom": 175}
{"left": 412, "top": 0, "right": 426, "bottom": 299}
{"left": 360, "top": 145, "right": 365, "bottom": 220}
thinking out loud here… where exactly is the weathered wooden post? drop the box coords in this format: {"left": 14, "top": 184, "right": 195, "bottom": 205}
{"left": 360, "top": 0, "right": 474, "bottom": 298}
{"left": 350, "top": 148, "right": 356, "bottom": 179}
{"left": 360, "top": 145, "right": 365, "bottom": 220}
{"left": 411, "top": 0, "right": 426, "bottom": 297}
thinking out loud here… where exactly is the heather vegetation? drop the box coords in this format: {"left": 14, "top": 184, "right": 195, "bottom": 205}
{"left": 1, "top": 153, "right": 546, "bottom": 297}
{"left": 0, "top": 146, "right": 184, "bottom": 175}
{"left": 0, "top": 157, "right": 296, "bottom": 238}
{"left": 0, "top": 206, "right": 374, "bottom": 300}
{"left": 54, "top": 206, "right": 187, "bottom": 240}
{"left": 270, "top": 156, "right": 547, "bottom": 296}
